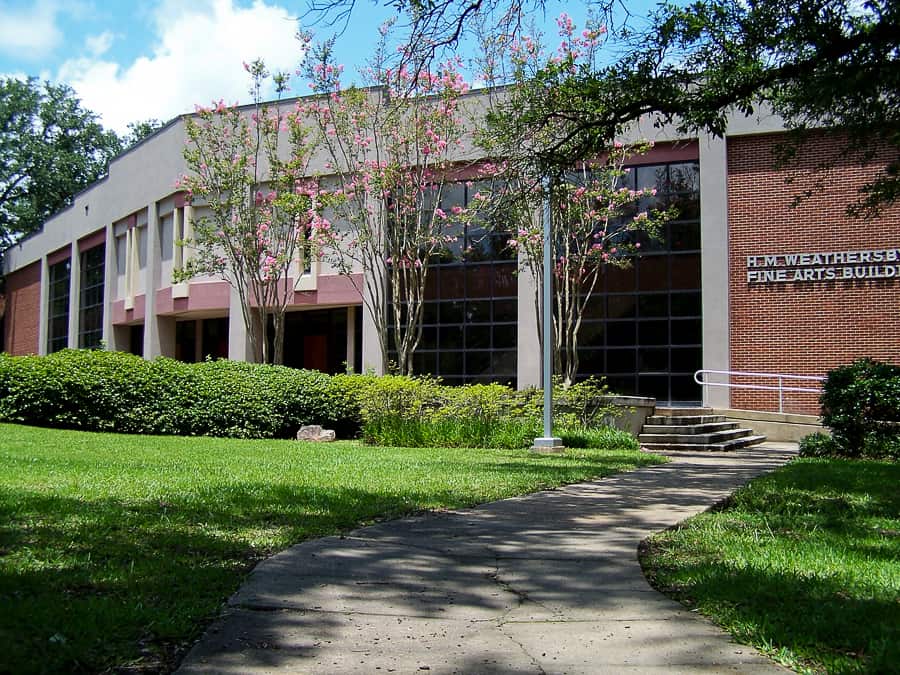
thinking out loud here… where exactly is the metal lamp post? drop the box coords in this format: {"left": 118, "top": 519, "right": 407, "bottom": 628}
{"left": 532, "top": 176, "right": 564, "bottom": 453}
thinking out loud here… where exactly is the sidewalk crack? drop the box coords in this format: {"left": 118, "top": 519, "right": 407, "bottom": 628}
{"left": 483, "top": 558, "right": 560, "bottom": 624}
{"left": 498, "top": 625, "right": 547, "bottom": 675}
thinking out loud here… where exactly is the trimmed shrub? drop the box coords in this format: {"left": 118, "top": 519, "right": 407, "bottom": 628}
{"left": 553, "top": 376, "right": 620, "bottom": 429}
{"left": 0, "top": 350, "right": 161, "bottom": 433}
{"left": 0, "top": 350, "right": 357, "bottom": 439}
{"left": 820, "top": 358, "right": 900, "bottom": 458}
{"left": 798, "top": 432, "right": 841, "bottom": 458}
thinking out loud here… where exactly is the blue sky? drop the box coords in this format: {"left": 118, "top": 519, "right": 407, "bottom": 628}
{"left": 0, "top": 1, "right": 656, "bottom": 135}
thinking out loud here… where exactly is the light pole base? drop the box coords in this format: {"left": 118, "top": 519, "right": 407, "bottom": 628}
{"left": 531, "top": 436, "right": 565, "bottom": 454}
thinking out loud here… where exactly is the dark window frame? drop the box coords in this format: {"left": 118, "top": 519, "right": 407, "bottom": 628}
{"left": 572, "top": 161, "right": 702, "bottom": 405}
{"left": 47, "top": 258, "right": 71, "bottom": 353}
{"left": 78, "top": 245, "right": 105, "bottom": 349}
{"left": 388, "top": 180, "right": 518, "bottom": 386}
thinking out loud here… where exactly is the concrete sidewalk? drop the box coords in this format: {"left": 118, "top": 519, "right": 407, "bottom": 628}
{"left": 178, "top": 443, "right": 797, "bottom": 674}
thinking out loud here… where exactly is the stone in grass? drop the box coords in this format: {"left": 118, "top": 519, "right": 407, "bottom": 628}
{"left": 296, "top": 424, "right": 336, "bottom": 442}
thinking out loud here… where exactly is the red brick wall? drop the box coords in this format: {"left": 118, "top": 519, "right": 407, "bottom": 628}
{"left": 727, "top": 132, "right": 900, "bottom": 414}
{"left": 3, "top": 261, "right": 41, "bottom": 355}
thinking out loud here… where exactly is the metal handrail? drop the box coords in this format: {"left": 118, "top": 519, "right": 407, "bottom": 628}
{"left": 694, "top": 369, "right": 825, "bottom": 413}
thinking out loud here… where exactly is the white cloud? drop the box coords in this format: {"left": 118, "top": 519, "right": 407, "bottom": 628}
{"left": 0, "top": 0, "right": 65, "bottom": 59}
{"left": 85, "top": 31, "right": 115, "bottom": 58}
{"left": 57, "top": 0, "right": 304, "bottom": 134}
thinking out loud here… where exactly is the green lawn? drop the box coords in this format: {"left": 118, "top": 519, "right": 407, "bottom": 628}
{"left": 0, "top": 423, "right": 663, "bottom": 674}
{"left": 641, "top": 457, "right": 900, "bottom": 674}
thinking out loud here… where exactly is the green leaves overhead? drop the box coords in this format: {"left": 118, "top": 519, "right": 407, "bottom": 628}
{"left": 0, "top": 77, "right": 122, "bottom": 248}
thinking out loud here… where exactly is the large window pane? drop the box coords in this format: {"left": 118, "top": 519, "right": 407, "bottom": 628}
{"left": 78, "top": 245, "right": 105, "bottom": 349}
{"left": 47, "top": 259, "right": 70, "bottom": 353}
{"left": 572, "top": 159, "right": 701, "bottom": 404}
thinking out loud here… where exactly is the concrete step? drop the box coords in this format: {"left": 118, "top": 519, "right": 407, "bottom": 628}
{"left": 641, "top": 434, "right": 768, "bottom": 452}
{"left": 641, "top": 422, "right": 739, "bottom": 435}
{"left": 638, "top": 428, "right": 758, "bottom": 445}
{"left": 654, "top": 407, "right": 713, "bottom": 416}
{"left": 645, "top": 415, "right": 727, "bottom": 426}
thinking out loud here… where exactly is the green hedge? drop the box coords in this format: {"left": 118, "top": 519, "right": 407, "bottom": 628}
{"left": 0, "top": 350, "right": 357, "bottom": 439}
{"left": 0, "top": 351, "right": 632, "bottom": 448}
{"left": 819, "top": 358, "right": 900, "bottom": 459}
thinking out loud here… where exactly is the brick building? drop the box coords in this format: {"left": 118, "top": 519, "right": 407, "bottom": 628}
{"left": 2, "top": 97, "right": 898, "bottom": 415}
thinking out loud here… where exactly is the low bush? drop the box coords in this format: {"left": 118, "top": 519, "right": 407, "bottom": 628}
{"left": 356, "top": 376, "right": 538, "bottom": 448}
{"left": 819, "top": 358, "right": 900, "bottom": 458}
{"left": 798, "top": 432, "right": 840, "bottom": 457}
{"left": 554, "top": 376, "right": 619, "bottom": 428}
{"left": 800, "top": 431, "right": 899, "bottom": 460}
{"left": 560, "top": 426, "right": 639, "bottom": 451}
{"left": 0, "top": 350, "right": 357, "bottom": 439}
{"left": 357, "top": 374, "right": 628, "bottom": 450}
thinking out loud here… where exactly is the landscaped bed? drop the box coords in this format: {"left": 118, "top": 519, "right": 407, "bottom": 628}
{"left": 640, "top": 456, "right": 900, "bottom": 674}
{"left": 0, "top": 422, "right": 663, "bottom": 673}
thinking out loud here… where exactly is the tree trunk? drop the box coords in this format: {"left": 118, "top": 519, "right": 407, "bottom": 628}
{"left": 272, "top": 311, "right": 285, "bottom": 366}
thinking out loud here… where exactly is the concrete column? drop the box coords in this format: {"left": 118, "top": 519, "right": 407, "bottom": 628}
{"left": 172, "top": 205, "right": 189, "bottom": 299}
{"left": 38, "top": 256, "right": 49, "bottom": 355}
{"left": 517, "top": 262, "right": 540, "bottom": 389}
{"left": 67, "top": 243, "right": 80, "bottom": 349}
{"left": 183, "top": 203, "right": 194, "bottom": 264}
{"left": 122, "top": 228, "right": 133, "bottom": 308}
{"left": 113, "top": 325, "right": 130, "bottom": 354}
{"left": 102, "top": 222, "right": 117, "bottom": 350}
{"left": 227, "top": 285, "right": 253, "bottom": 361}
{"left": 143, "top": 202, "right": 165, "bottom": 357}
{"left": 124, "top": 226, "right": 139, "bottom": 310}
{"left": 172, "top": 206, "right": 182, "bottom": 270}
{"left": 345, "top": 305, "right": 357, "bottom": 373}
{"left": 159, "top": 318, "right": 176, "bottom": 358}
{"left": 361, "top": 284, "right": 384, "bottom": 375}
{"left": 699, "top": 132, "right": 731, "bottom": 408}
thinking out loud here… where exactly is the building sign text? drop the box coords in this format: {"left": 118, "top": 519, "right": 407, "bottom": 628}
{"left": 747, "top": 248, "right": 900, "bottom": 284}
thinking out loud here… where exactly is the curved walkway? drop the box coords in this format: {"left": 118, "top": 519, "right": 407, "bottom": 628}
{"left": 178, "top": 443, "right": 797, "bottom": 674}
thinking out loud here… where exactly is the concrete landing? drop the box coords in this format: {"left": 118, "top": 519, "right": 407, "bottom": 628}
{"left": 177, "top": 443, "right": 798, "bottom": 674}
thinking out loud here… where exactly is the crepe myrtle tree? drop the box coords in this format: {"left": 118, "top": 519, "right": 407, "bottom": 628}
{"left": 475, "top": 14, "right": 675, "bottom": 387}
{"left": 177, "top": 58, "right": 321, "bottom": 365}
{"left": 302, "top": 24, "right": 474, "bottom": 375}
{"left": 495, "top": 146, "right": 673, "bottom": 387}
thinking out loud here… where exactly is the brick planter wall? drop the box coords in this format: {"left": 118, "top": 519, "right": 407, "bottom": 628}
{"left": 727, "top": 131, "right": 900, "bottom": 415}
